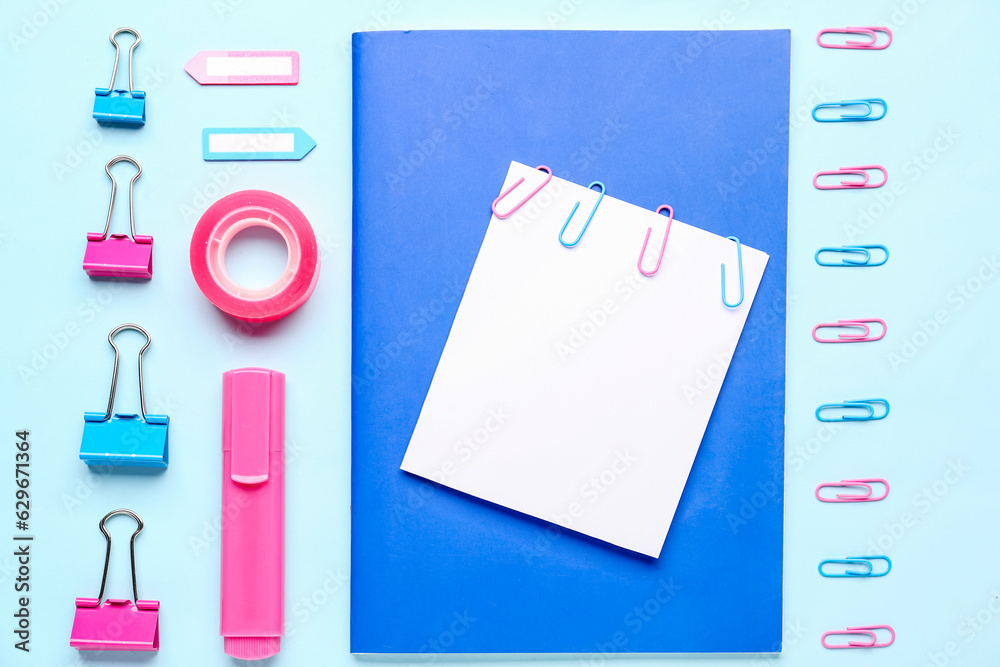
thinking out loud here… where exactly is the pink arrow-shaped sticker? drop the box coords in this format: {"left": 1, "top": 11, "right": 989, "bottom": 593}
{"left": 185, "top": 51, "right": 299, "bottom": 85}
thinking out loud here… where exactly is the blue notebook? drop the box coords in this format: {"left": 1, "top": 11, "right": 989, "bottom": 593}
{"left": 352, "top": 30, "right": 789, "bottom": 654}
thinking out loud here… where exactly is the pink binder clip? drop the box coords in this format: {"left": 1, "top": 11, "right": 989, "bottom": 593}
{"left": 70, "top": 509, "right": 160, "bottom": 651}
{"left": 822, "top": 625, "right": 895, "bottom": 648}
{"left": 83, "top": 156, "right": 153, "bottom": 280}
{"left": 817, "top": 27, "right": 892, "bottom": 50}
{"left": 812, "top": 318, "right": 886, "bottom": 343}
{"left": 815, "top": 478, "right": 889, "bottom": 503}
{"left": 813, "top": 165, "right": 887, "bottom": 190}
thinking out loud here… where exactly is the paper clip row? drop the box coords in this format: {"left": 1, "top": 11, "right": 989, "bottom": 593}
{"left": 813, "top": 165, "right": 887, "bottom": 190}
{"left": 491, "top": 166, "right": 745, "bottom": 308}
{"left": 822, "top": 625, "right": 895, "bottom": 649}
{"left": 815, "top": 398, "right": 889, "bottom": 422}
{"left": 814, "top": 26, "right": 893, "bottom": 654}
{"left": 815, "top": 244, "right": 888, "bottom": 267}
{"left": 819, "top": 555, "right": 891, "bottom": 578}
{"left": 813, "top": 98, "right": 886, "bottom": 123}
{"left": 817, "top": 27, "right": 892, "bottom": 50}
{"left": 816, "top": 478, "right": 888, "bottom": 503}
{"left": 812, "top": 318, "right": 886, "bottom": 343}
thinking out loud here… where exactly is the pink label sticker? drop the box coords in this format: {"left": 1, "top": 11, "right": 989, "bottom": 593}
{"left": 185, "top": 51, "right": 299, "bottom": 85}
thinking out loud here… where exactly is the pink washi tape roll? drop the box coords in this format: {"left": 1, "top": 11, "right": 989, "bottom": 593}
{"left": 190, "top": 190, "right": 319, "bottom": 322}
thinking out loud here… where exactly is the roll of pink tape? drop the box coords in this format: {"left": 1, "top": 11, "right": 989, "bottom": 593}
{"left": 190, "top": 190, "right": 319, "bottom": 322}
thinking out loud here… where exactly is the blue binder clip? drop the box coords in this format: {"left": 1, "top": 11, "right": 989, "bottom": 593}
{"left": 80, "top": 324, "right": 168, "bottom": 468}
{"left": 93, "top": 28, "right": 146, "bottom": 126}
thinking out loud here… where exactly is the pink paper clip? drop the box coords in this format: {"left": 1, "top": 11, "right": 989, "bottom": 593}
{"left": 492, "top": 165, "right": 553, "bottom": 219}
{"left": 83, "top": 156, "right": 153, "bottom": 280}
{"left": 817, "top": 27, "right": 893, "bottom": 50}
{"left": 815, "top": 478, "right": 889, "bottom": 503}
{"left": 70, "top": 509, "right": 160, "bottom": 651}
{"left": 822, "top": 625, "right": 895, "bottom": 648}
{"left": 637, "top": 205, "right": 674, "bottom": 277}
{"left": 812, "top": 318, "right": 886, "bottom": 343}
{"left": 813, "top": 165, "right": 887, "bottom": 190}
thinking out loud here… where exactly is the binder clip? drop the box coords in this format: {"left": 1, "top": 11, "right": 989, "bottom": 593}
{"left": 71, "top": 509, "right": 160, "bottom": 651}
{"left": 83, "top": 156, "right": 153, "bottom": 279}
{"left": 80, "top": 324, "right": 169, "bottom": 468}
{"left": 93, "top": 28, "right": 146, "bottom": 125}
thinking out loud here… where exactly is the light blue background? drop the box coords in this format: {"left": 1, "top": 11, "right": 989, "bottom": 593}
{"left": 1, "top": 0, "right": 997, "bottom": 665}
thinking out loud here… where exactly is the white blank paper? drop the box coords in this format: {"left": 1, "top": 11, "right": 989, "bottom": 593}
{"left": 400, "top": 161, "right": 769, "bottom": 557}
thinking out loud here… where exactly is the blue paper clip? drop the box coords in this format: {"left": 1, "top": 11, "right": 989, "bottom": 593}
{"left": 721, "top": 236, "right": 744, "bottom": 308}
{"left": 812, "top": 98, "right": 886, "bottom": 122}
{"left": 819, "top": 555, "right": 891, "bottom": 578}
{"left": 93, "top": 28, "right": 146, "bottom": 126}
{"left": 815, "top": 244, "right": 888, "bottom": 267}
{"left": 815, "top": 398, "right": 889, "bottom": 422}
{"left": 559, "top": 181, "right": 605, "bottom": 247}
{"left": 80, "top": 324, "right": 169, "bottom": 468}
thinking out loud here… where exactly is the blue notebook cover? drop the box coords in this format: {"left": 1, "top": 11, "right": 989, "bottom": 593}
{"left": 352, "top": 30, "right": 789, "bottom": 654}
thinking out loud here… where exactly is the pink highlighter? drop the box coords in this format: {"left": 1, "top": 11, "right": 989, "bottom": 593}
{"left": 221, "top": 368, "right": 285, "bottom": 659}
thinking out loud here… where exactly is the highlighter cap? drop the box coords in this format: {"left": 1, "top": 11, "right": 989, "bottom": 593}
{"left": 222, "top": 367, "right": 285, "bottom": 483}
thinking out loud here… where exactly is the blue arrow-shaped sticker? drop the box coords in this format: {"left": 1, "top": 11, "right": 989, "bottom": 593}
{"left": 202, "top": 127, "right": 317, "bottom": 161}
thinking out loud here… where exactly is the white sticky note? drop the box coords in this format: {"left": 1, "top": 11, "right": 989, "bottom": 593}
{"left": 205, "top": 56, "right": 293, "bottom": 77}
{"left": 207, "top": 132, "right": 295, "bottom": 154}
{"left": 400, "top": 161, "right": 769, "bottom": 557}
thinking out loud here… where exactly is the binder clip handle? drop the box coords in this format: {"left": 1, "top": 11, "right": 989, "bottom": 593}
{"left": 103, "top": 323, "right": 151, "bottom": 421}
{"left": 107, "top": 27, "right": 141, "bottom": 92}
{"left": 96, "top": 509, "right": 144, "bottom": 603}
{"left": 98, "top": 156, "right": 143, "bottom": 241}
